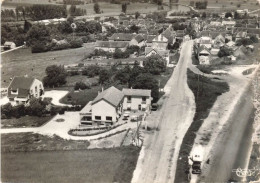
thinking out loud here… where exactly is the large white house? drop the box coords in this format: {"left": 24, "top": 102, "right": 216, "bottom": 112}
{"left": 79, "top": 87, "right": 152, "bottom": 126}
{"left": 122, "top": 88, "right": 152, "bottom": 111}
{"left": 7, "top": 76, "right": 44, "bottom": 105}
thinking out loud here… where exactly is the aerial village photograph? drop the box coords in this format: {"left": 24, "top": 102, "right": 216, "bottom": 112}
{"left": 0, "top": 0, "right": 260, "bottom": 182}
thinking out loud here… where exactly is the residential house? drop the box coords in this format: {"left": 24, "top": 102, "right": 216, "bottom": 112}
{"left": 222, "top": 20, "right": 236, "bottom": 32}
{"left": 198, "top": 36, "right": 212, "bottom": 49}
{"left": 79, "top": 87, "right": 152, "bottom": 126}
{"left": 233, "top": 45, "right": 247, "bottom": 58}
{"left": 161, "top": 25, "right": 176, "bottom": 45}
{"left": 226, "top": 41, "right": 236, "bottom": 49}
{"left": 4, "top": 41, "right": 16, "bottom": 50}
{"left": 122, "top": 88, "right": 152, "bottom": 111}
{"left": 80, "top": 86, "right": 124, "bottom": 126}
{"left": 175, "top": 30, "right": 186, "bottom": 41}
{"left": 146, "top": 35, "right": 156, "bottom": 47}
{"left": 235, "top": 31, "right": 247, "bottom": 41}
{"left": 129, "top": 34, "right": 146, "bottom": 47}
{"left": 7, "top": 76, "right": 44, "bottom": 105}
{"left": 145, "top": 47, "right": 170, "bottom": 66}
{"left": 214, "top": 34, "right": 225, "bottom": 48}
{"left": 210, "top": 48, "right": 220, "bottom": 57}
{"left": 95, "top": 41, "right": 129, "bottom": 52}
{"left": 109, "top": 33, "right": 135, "bottom": 42}
{"left": 152, "top": 34, "right": 168, "bottom": 50}
{"left": 197, "top": 45, "right": 211, "bottom": 65}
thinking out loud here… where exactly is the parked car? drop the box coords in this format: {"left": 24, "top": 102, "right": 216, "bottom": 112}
{"left": 151, "top": 103, "right": 158, "bottom": 111}
{"left": 123, "top": 111, "right": 130, "bottom": 120}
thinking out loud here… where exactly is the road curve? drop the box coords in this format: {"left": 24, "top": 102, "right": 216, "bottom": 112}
{"left": 132, "top": 40, "right": 196, "bottom": 183}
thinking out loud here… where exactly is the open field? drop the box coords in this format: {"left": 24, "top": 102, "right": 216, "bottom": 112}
{"left": 1, "top": 115, "right": 54, "bottom": 128}
{"left": 1, "top": 132, "right": 90, "bottom": 152}
{"left": 1, "top": 146, "right": 140, "bottom": 183}
{"left": 174, "top": 69, "right": 229, "bottom": 183}
{"left": 1, "top": 46, "right": 91, "bottom": 88}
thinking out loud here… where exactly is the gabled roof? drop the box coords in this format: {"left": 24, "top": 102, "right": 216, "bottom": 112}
{"left": 197, "top": 45, "right": 210, "bottom": 54}
{"left": 122, "top": 88, "right": 151, "bottom": 97}
{"left": 145, "top": 47, "right": 169, "bottom": 58}
{"left": 95, "top": 41, "right": 129, "bottom": 48}
{"left": 133, "top": 34, "right": 145, "bottom": 43}
{"left": 92, "top": 86, "right": 124, "bottom": 107}
{"left": 152, "top": 34, "right": 168, "bottom": 43}
{"left": 8, "top": 76, "right": 35, "bottom": 90}
{"left": 146, "top": 35, "right": 156, "bottom": 43}
{"left": 109, "top": 33, "right": 135, "bottom": 41}
{"left": 236, "top": 31, "right": 247, "bottom": 38}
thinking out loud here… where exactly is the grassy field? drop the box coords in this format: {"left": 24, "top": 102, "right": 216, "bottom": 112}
{"left": 174, "top": 69, "right": 229, "bottom": 183}
{"left": 1, "top": 146, "right": 140, "bottom": 183}
{"left": 1, "top": 132, "right": 91, "bottom": 152}
{"left": 1, "top": 45, "right": 92, "bottom": 88}
{"left": 1, "top": 115, "right": 53, "bottom": 128}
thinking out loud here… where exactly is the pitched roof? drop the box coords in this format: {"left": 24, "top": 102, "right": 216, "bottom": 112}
{"left": 8, "top": 76, "right": 35, "bottom": 90}
{"left": 122, "top": 88, "right": 151, "bottom": 97}
{"left": 109, "top": 33, "right": 135, "bottom": 41}
{"left": 95, "top": 41, "right": 129, "bottom": 48}
{"left": 153, "top": 34, "right": 168, "bottom": 43}
{"left": 145, "top": 47, "right": 169, "bottom": 58}
{"left": 92, "top": 86, "right": 124, "bottom": 107}
{"left": 197, "top": 45, "right": 210, "bottom": 54}
{"left": 134, "top": 34, "right": 145, "bottom": 43}
{"left": 146, "top": 35, "right": 156, "bottom": 43}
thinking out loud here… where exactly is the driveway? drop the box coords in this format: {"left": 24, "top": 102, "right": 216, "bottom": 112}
{"left": 42, "top": 90, "right": 71, "bottom": 106}
{"left": 0, "top": 112, "right": 138, "bottom": 141}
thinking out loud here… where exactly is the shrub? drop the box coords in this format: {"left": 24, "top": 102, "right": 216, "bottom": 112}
{"left": 69, "top": 70, "right": 80, "bottom": 76}
{"left": 31, "top": 41, "right": 49, "bottom": 53}
{"left": 69, "top": 39, "right": 83, "bottom": 48}
{"left": 82, "top": 65, "right": 100, "bottom": 77}
{"left": 74, "top": 82, "right": 90, "bottom": 90}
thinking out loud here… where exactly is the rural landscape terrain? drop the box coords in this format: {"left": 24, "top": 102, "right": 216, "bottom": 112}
{"left": 1, "top": 0, "right": 260, "bottom": 183}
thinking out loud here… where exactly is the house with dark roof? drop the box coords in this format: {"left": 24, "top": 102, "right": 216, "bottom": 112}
{"left": 79, "top": 86, "right": 152, "bottom": 126}
{"left": 235, "top": 31, "right": 247, "bottom": 41}
{"left": 145, "top": 47, "right": 170, "bottom": 66}
{"left": 161, "top": 25, "right": 176, "bottom": 45}
{"left": 7, "top": 76, "right": 44, "bottom": 105}
{"left": 95, "top": 41, "right": 129, "bottom": 52}
{"left": 152, "top": 34, "right": 168, "bottom": 50}
{"left": 122, "top": 88, "right": 152, "bottom": 111}
{"left": 129, "top": 34, "right": 146, "bottom": 47}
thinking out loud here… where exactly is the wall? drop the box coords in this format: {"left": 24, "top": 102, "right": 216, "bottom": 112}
{"left": 92, "top": 100, "right": 117, "bottom": 123}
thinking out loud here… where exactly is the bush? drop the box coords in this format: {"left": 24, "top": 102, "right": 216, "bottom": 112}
{"left": 69, "top": 39, "right": 83, "bottom": 48}
{"left": 74, "top": 82, "right": 90, "bottom": 90}
{"left": 69, "top": 70, "right": 79, "bottom": 76}
{"left": 82, "top": 65, "right": 101, "bottom": 77}
{"left": 31, "top": 41, "right": 49, "bottom": 53}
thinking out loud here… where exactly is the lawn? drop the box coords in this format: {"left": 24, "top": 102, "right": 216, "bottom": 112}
{"left": 1, "top": 132, "right": 90, "bottom": 152}
{"left": 1, "top": 115, "right": 53, "bottom": 128}
{"left": 174, "top": 69, "right": 229, "bottom": 183}
{"left": 1, "top": 44, "right": 93, "bottom": 88}
{"left": 1, "top": 146, "right": 140, "bottom": 183}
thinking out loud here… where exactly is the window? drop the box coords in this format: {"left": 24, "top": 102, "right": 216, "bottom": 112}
{"left": 82, "top": 116, "right": 92, "bottom": 121}
{"left": 95, "top": 116, "right": 101, "bottom": 120}
{"left": 35, "top": 86, "right": 37, "bottom": 93}
{"left": 142, "top": 96, "right": 146, "bottom": 104}
{"left": 127, "top": 96, "right": 131, "bottom": 103}
{"left": 106, "top": 116, "right": 112, "bottom": 121}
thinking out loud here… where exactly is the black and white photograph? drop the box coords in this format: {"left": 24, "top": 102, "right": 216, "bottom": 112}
{"left": 0, "top": 0, "right": 260, "bottom": 182}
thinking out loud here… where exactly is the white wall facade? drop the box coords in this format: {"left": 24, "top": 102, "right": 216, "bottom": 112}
{"left": 122, "top": 96, "right": 151, "bottom": 111}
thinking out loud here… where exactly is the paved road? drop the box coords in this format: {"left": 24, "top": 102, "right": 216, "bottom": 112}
{"left": 200, "top": 78, "right": 255, "bottom": 182}
{"left": 132, "top": 41, "right": 195, "bottom": 183}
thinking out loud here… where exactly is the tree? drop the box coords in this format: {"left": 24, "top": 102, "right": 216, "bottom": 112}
{"left": 43, "top": 65, "right": 67, "bottom": 87}
{"left": 122, "top": 3, "right": 127, "bottom": 13}
{"left": 74, "top": 82, "right": 89, "bottom": 90}
{"left": 225, "top": 12, "right": 233, "bottom": 18}
{"left": 237, "top": 4, "right": 241, "bottom": 8}
{"left": 24, "top": 20, "right": 32, "bottom": 33}
{"left": 99, "top": 69, "right": 110, "bottom": 84}
{"left": 28, "top": 97, "right": 47, "bottom": 117}
{"left": 236, "top": 38, "right": 253, "bottom": 46}
{"left": 27, "top": 24, "right": 51, "bottom": 45}
{"left": 129, "top": 24, "right": 140, "bottom": 33}
{"left": 115, "top": 65, "right": 131, "bottom": 84}
{"left": 135, "top": 11, "right": 140, "bottom": 19}
{"left": 143, "top": 55, "right": 166, "bottom": 75}
{"left": 132, "top": 73, "right": 159, "bottom": 102}
{"left": 94, "top": 2, "right": 100, "bottom": 14}
{"left": 69, "top": 39, "right": 83, "bottom": 48}
{"left": 234, "top": 11, "right": 240, "bottom": 19}
{"left": 218, "top": 47, "right": 232, "bottom": 57}
{"left": 202, "top": 12, "right": 206, "bottom": 18}
{"left": 1, "top": 103, "right": 13, "bottom": 118}
{"left": 82, "top": 65, "right": 100, "bottom": 77}
{"left": 250, "top": 35, "right": 259, "bottom": 43}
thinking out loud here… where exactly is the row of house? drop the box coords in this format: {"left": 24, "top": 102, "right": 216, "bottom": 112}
{"left": 79, "top": 86, "right": 152, "bottom": 126}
